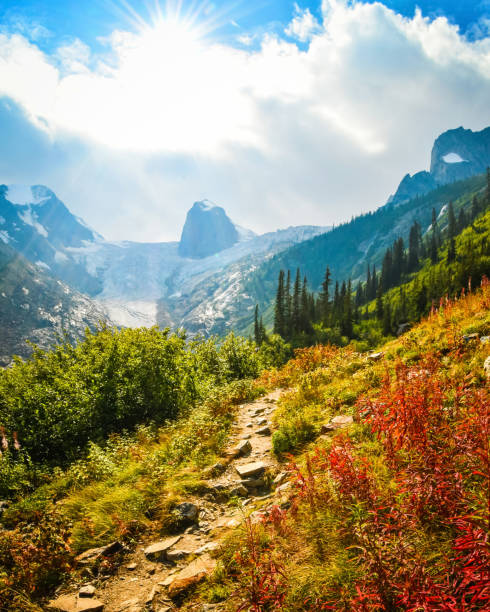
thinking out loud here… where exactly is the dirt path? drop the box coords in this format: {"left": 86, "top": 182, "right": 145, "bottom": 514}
{"left": 49, "top": 390, "right": 286, "bottom": 612}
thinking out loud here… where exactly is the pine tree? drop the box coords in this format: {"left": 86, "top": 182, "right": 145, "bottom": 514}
{"left": 259, "top": 317, "right": 266, "bottom": 344}
{"left": 471, "top": 195, "right": 479, "bottom": 220}
{"left": 333, "top": 281, "right": 340, "bottom": 326}
{"left": 408, "top": 222, "right": 421, "bottom": 272}
{"left": 355, "top": 280, "right": 363, "bottom": 307}
{"left": 292, "top": 268, "right": 301, "bottom": 334}
{"left": 392, "top": 237, "right": 405, "bottom": 285}
{"left": 341, "top": 279, "right": 353, "bottom": 337}
{"left": 381, "top": 247, "right": 393, "bottom": 292}
{"left": 301, "top": 276, "right": 312, "bottom": 333}
{"left": 254, "top": 304, "right": 260, "bottom": 344}
{"left": 447, "top": 237, "right": 456, "bottom": 263}
{"left": 273, "top": 270, "right": 285, "bottom": 337}
{"left": 376, "top": 284, "right": 384, "bottom": 320}
{"left": 448, "top": 201, "right": 457, "bottom": 240}
{"left": 457, "top": 208, "right": 467, "bottom": 232}
{"left": 371, "top": 265, "right": 378, "bottom": 299}
{"left": 319, "top": 266, "right": 331, "bottom": 325}
{"left": 284, "top": 270, "right": 292, "bottom": 336}
{"left": 366, "top": 264, "right": 372, "bottom": 301}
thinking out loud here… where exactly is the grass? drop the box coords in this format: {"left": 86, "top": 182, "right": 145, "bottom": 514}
{"left": 203, "top": 278, "right": 490, "bottom": 611}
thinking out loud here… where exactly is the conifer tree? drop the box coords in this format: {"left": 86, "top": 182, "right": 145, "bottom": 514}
{"left": 301, "top": 276, "right": 312, "bottom": 333}
{"left": 273, "top": 270, "right": 285, "bottom": 337}
{"left": 254, "top": 304, "right": 260, "bottom": 344}
{"left": 341, "top": 279, "right": 353, "bottom": 337}
{"left": 457, "top": 208, "right": 467, "bottom": 232}
{"left": 408, "top": 222, "right": 421, "bottom": 272}
{"left": 371, "top": 265, "right": 378, "bottom": 299}
{"left": 448, "top": 201, "right": 457, "bottom": 240}
{"left": 333, "top": 281, "right": 340, "bottom": 325}
{"left": 319, "top": 266, "right": 331, "bottom": 325}
{"left": 292, "top": 268, "right": 301, "bottom": 334}
{"left": 381, "top": 247, "right": 393, "bottom": 292}
{"left": 471, "top": 195, "right": 479, "bottom": 220}
{"left": 366, "top": 264, "right": 372, "bottom": 301}
{"left": 284, "top": 270, "right": 292, "bottom": 336}
{"left": 392, "top": 237, "right": 405, "bottom": 285}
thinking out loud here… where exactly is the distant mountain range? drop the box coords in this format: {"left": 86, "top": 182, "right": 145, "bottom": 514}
{"left": 1, "top": 125, "right": 489, "bottom": 361}
{"left": 0, "top": 185, "right": 329, "bottom": 359}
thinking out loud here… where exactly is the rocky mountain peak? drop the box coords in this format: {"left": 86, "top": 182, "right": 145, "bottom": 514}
{"left": 389, "top": 126, "right": 490, "bottom": 206}
{"left": 178, "top": 200, "right": 240, "bottom": 259}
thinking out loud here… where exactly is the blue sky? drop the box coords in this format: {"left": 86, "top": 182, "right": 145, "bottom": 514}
{"left": 1, "top": 1, "right": 488, "bottom": 50}
{"left": 0, "top": 0, "right": 489, "bottom": 241}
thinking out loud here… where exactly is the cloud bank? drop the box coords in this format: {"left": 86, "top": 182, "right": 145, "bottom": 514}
{"left": 0, "top": 1, "right": 489, "bottom": 241}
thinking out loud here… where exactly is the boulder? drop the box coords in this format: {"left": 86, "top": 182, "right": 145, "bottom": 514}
{"left": 235, "top": 439, "right": 252, "bottom": 456}
{"left": 166, "top": 549, "right": 192, "bottom": 562}
{"left": 144, "top": 535, "right": 182, "bottom": 561}
{"left": 167, "top": 554, "right": 216, "bottom": 598}
{"left": 76, "top": 541, "right": 122, "bottom": 565}
{"left": 480, "top": 336, "right": 490, "bottom": 344}
{"left": 230, "top": 484, "right": 248, "bottom": 497}
{"left": 273, "top": 472, "right": 288, "bottom": 486}
{"left": 79, "top": 585, "right": 96, "bottom": 598}
{"left": 462, "top": 333, "right": 479, "bottom": 342}
{"left": 257, "top": 418, "right": 268, "bottom": 425}
{"left": 47, "top": 595, "right": 104, "bottom": 611}
{"left": 242, "top": 478, "right": 265, "bottom": 489}
{"left": 321, "top": 415, "right": 353, "bottom": 433}
{"left": 115, "top": 599, "right": 139, "bottom": 612}
{"left": 367, "top": 352, "right": 383, "bottom": 361}
{"left": 236, "top": 461, "right": 267, "bottom": 479}
{"left": 175, "top": 502, "right": 198, "bottom": 523}
{"left": 256, "top": 426, "right": 271, "bottom": 436}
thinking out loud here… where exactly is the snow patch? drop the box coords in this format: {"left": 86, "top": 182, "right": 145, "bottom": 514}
{"left": 6, "top": 185, "right": 49, "bottom": 205}
{"left": 18, "top": 208, "right": 49, "bottom": 237}
{"left": 99, "top": 299, "right": 158, "bottom": 328}
{"left": 0, "top": 230, "right": 10, "bottom": 244}
{"left": 438, "top": 205, "right": 447, "bottom": 219}
{"left": 442, "top": 152, "right": 467, "bottom": 164}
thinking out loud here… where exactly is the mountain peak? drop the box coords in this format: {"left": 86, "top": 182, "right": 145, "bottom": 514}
{"left": 389, "top": 126, "right": 490, "bottom": 206}
{"left": 179, "top": 200, "right": 240, "bottom": 259}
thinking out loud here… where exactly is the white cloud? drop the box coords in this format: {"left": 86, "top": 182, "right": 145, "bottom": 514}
{"left": 285, "top": 4, "right": 322, "bottom": 42}
{"left": 56, "top": 39, "right": 91, "bottom": 74}
{"left": 0, "top": 2, "right": 490, "bottom": 241}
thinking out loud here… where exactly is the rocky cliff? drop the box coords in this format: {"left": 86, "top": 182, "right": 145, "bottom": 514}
{"left": 178, "top": 200, "right": 240, "bottom": 258}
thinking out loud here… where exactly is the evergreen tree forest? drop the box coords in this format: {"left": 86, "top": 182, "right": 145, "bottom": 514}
{"left": 257, "top": 173, "right": 490, "bottom": 349}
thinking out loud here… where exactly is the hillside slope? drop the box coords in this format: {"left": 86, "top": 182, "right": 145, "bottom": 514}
{"left": 0, "top": 242, "right": 110, "bottom": 365}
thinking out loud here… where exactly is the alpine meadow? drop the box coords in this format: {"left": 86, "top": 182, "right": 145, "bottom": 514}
{"left": 0, "top": 1, "right": 489, "bottom": 611}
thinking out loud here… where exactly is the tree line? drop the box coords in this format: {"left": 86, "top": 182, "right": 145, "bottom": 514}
{"left": 256, "top": 171, "right": 490, "bottom": 348}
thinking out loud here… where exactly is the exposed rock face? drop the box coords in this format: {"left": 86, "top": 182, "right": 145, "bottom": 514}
{"left": 431, "top": 127, "right": 490, "bottom": 185}
{"left": 178, "top": 200, "right": 239, "bottom": 258}
{"left": 0, "top": 241, "right": 111, "bottom": 366}
{"left": 390, "top": 171, "right": 437, "bottom": 206}
{"left": 390, "top": 126, "right": 490, "bottom": 205}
